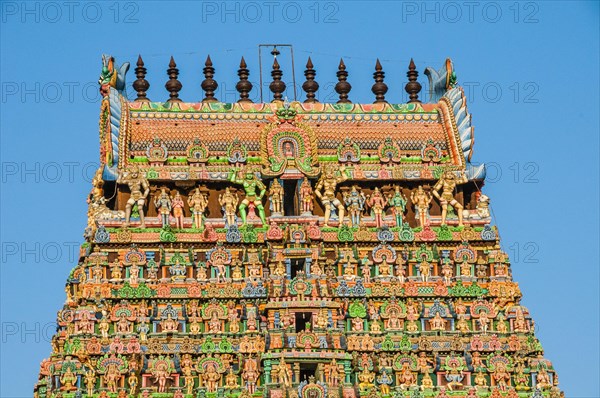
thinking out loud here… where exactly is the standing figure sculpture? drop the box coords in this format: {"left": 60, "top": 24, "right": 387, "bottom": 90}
{"left": 344, "top": 186, "right": 366, "bottom": 227}
{"left": 300, "top": 177, "right": 314, "bottom": 214}
{"left": 388, "top": 185, "right": 408, "bottom": 227}
{"left": 118, "top": 167, "right": 150, "bottom": 228}
{"left": 219, "top": 187, "right": 239, "bottom": 227}
{"left": 171, "top": 191, "right": 185, "bottom": 229}
{"left": 315, "top": 165, "right": 348, "bottom": 227}
{"left": 432, "top": 170, "right": 468, "bottom": 226}
{"left": 188, "top": 187, "right": 209, "bottom": 229}
{"left": 367, "top": 187, "right": 387, "bottom": 228}
{"left": 229, "top": 167, "right": 267, "bottom": 225}
{"left": 268, "top": 179, "right": 284, "bottom": 216}
{"left": 154, "top": 187, "right": 172, "bottom": 228}
{"left": 411, "top": 186, "right": 433, "bottom": 227}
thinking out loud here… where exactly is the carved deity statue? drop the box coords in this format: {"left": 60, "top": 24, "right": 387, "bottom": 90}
{"left": 388, "top": 185, "right": 408, "bottom": 227}
{"left": 269, "top": 179, "right": 284, "bottom": 216}
{"left": 411, "top": 186, "right": 433, "bottom": 227}
{"left": 432, "top": 170, "right": 468, "bottom": 226}
{"left": 171, "top": 191, "right": 185, "bottom": 229}
{"left": 367, "top": 187, "right": 387, "bottom": 228}
{"left": 118, "top": 167, "right": 150, "bottom": 228}
{"left": 154, "top": 187, "right": 172, "bottom": 228}
{"left": 188, "top": 187, "right": 209, "bottom": 229}
{"left": 344, "top": 186, "right": 366, "bottom": 227}
{"left": 315, "top": 165, "right": 348, "bottom": 226}
{"left": 300, "top": 177, "right": 314, "bottom": 214}
{"left": 219, "top": 187, "right": 239, "bottom": 227}
{"left": 229, "top": 167, "right": 267, "bottom": 225}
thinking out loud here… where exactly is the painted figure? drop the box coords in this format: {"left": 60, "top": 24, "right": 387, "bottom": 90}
{"left": 229, "top": 167, "right": 267, "bottom": 225}
{"left": 188, "top": 187, "right": 209, "bottom": 229}
{"left": 411, "top": 185, "right": 433, "bottom": 227}
{"left": 432, "top": 170, "right": 468, "bottom": 226}
{"left": 315, "top": 165, "right": 348, "bottom": 226}
{"left": 269, "top": 179, "right": 284, "bottom": 216}
{"left": 219, "top": 187, "right": 239, "bottom": 227}
{"left": 344, "top": 186, "right": 366, "bottom": 227}
{"left": 118, "top": 167, "right": 150, "bottom": 227}
{"left": 388, "top": 185, "right": 408, "bottom": 227}
{"left": 171, "top": 191, "right": 185, "bottom": 229}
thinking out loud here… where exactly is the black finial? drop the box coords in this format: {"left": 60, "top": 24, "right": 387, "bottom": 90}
{"left": 236, "top": 56, "right": 253, "bottom": 103}
{"left": 335, "top": 58, "right": 352, "bottom": 104}
{"left": 371, "top": 59, "right": 388, "bottom": 104}
{"left": 302, "top": 57, "right": 319, "bottom": 103}
{"left": 201, "top": 55, "right": 218, "bottom": 102}
{"left": 133, "top": 55, "right": 150, "bottom": 102}
{"left": 165, "top": 56, "right": 182, "bottom": 103}
{"left": 269, "top": 56, "right": 286, "bottom": 102}
{"left": 405, "top": 58, "right": 422, "bottom": 103}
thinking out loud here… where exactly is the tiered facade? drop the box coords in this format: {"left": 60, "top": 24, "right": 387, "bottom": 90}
{"left": 34, "top": 54, "right": 562, "bottom": 398}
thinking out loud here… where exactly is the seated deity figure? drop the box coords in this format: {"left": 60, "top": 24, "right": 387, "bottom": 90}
{"left": 398, "top": 362, "right": 416, "bottom": 389}
{"left": 536, "top": 368, "right": 552, "bottom": 390}
{"left": 160, "top": 313, "right": 179, "bottom": 332}
{"left": 60, "top": 367, "right": 78, "bottom": 391}
{"left": 358, "top": 368, "right": 375, "bottom": 390}
{"left": 445, "top": 361, "right": 465, "bottom": 391}
{"left": 432, "top": 170, "right": 468, "bottom": 226}
{"left": 429, "top": 313, "right": 447, "bottom": 331}
{"left": 225, "top": 368, "right": 238, "bottom": 389}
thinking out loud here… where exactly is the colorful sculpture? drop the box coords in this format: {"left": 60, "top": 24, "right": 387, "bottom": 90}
{"left": 34, "top": 54, "right": 561, "bottom": 398}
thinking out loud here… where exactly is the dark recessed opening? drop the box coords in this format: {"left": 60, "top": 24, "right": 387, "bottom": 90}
{"left": 299, "top": 362, "right": 318, "bottom": 383}
{"left": 295, "top": 312, "right": 312, "bottom": 333}
{"left": 290, "top": 258, "right": 305, "bottom": 277}
{"left": 283, "top": 180, "right": 298, "bottom": 216}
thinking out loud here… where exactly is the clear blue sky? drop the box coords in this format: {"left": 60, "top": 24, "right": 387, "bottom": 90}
{"left": 1, "top": 1, "right": 598, "bottom": 397}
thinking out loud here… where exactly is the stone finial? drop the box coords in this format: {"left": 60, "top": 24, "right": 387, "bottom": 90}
{"left": 302, "top": 57, "right": 319, "bottom": 103}
{"left": 371, "top": 59, "right": 388, "bottom": 104}
{"left": 405, "top": 58, "right": 422, "bottom": 103}
{"left": 133, "top": 55, "right": 150, "bottom": 102}
{"left": 269, "top": 57, "right": 286, "bottom": 102}
{"left": 201, "top": 55, "right": 218, "bottom": 102}
{"left": 165, "top": 56, "right": 182, "bottom": 103}
{"left": 236, "top": 56, "right": 253, "bottom": 103}
{"left": 335, "top": 58, "right": 352, "bottom": 104}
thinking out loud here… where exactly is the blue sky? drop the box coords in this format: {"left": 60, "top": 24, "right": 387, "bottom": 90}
{"left": 1, "top": 1, "right": 598, "bottom": 397}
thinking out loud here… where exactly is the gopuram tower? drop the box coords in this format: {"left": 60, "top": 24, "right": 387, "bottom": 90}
{"left": 34, "top": 53, "right": 563, "bottom": 398}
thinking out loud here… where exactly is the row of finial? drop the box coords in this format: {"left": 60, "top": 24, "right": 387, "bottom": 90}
{"left": 132, "top": 55, "right": 423, "bottom": 104}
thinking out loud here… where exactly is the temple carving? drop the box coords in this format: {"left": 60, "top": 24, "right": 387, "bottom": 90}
{"left": 34, "top": 53, "right": 562, "bottom": 398}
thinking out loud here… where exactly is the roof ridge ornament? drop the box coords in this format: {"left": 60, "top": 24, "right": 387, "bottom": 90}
{"left": 269, "top": 53, "right": 286, "bottom": 102}
{"left": 133, "top": 55, "right": 150, "bottom": 102}
{"left": 165, "top": 56, "right": 182, "bottom": 103}
{"left": 405, "top": 58, "right": 422, "bottom": 103}
{"left": 335, "top": 58, "right": 352, "bottom": 104}
{"left": 372, "top": 59, "right": 388, "bottom": 104}
{"left": 236, "top": 56, "right": 253, "bottom": 103}
{"left": 302, "top": 57, "right": 319, "bottom": 103}
{"left": 201, "top": 55, "right": 218, "bottom": 102}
